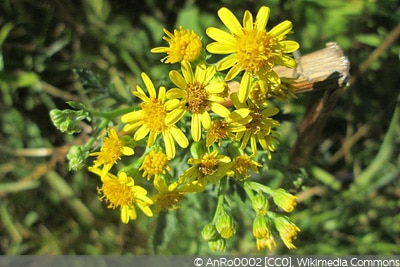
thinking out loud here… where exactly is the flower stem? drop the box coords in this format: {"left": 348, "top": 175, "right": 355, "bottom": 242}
{"left": 212, "top": 178, "right": 229, "bottom": 223}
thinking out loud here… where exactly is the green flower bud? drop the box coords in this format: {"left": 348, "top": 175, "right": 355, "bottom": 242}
{"left": 201, "top": 223, "right": 219, "bottom": 241}
{"left": 215, "top": 212, "right": 236, "bottom": 239}
{"left": 67, "top": 145, "right": 89, "bottom": 171}
{"left": 252, "top": 193, "right": 269, "bottom": 215}
{"left": 273, "top": 188, "right": 297, "bottom": 212}
{"left": 208, "top": 238, "right": 226, "bottom": 252}
{"left": 252, "top": 216, "right": 271, "bottom": 239}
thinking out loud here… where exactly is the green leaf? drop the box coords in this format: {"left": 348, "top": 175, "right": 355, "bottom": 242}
{"left": 311, "top": 166, "right": 341, "bottom": 191}
{"left": 49, "top": 108, "right": 91, "bottom": 134}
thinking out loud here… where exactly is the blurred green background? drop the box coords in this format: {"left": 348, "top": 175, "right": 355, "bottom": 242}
{"left": 0, "top": 0, "right": 399, "bottom": 255}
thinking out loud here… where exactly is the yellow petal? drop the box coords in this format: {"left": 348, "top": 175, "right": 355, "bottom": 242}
{"left": 255, "top": 6, "right": 270, "bottom": 31}
{"left": 269, "top": 20, "right": 293, "bottom": 38}
{"left": 194, "top": 63, "right": 207, "bottom": 84}
{"left": 121, "top": 110, "right": 144, "bottom": 123}
{"left": 275, "top": 55, "right": 297, "bottom": 68}
{"left": 158, "top": 86, "right": 166, "bottom": 102}
{"left": 137, "top": 203, "right": 154, "bottom": 217}
{"left": 206, "top": 42, "right": 236, "bottom": 54}
{"left": 243, "top": 10, "right": 253, "bottom": 29}
{"left": 147, "top": 131, "right": 157, "bottom": 146}
{"left": 134, "top": 125, "right": 150, "bottom": 141}
{"left": 224, "top": 63, "right": 242, "bottom": 81}
{"left": 262, "top": 107, "right": 280, "bottom": 117}
{"left": 191, "top": 113, "right": 201, "bottom": 142}
{"left": 280, "top": 40, "right": 300, "bottom": 53}
{"left": 228, "top": 108, "right": 250, "bottom": 122}
{"left": 141, "top": 72, "right": 156, "bottom": 99}
{"left": 150, "top": 47, "right": 168, "bottom": 53}
{"left": 181, "top": 60, "right": 194, "bottom": 83}
{"left": 257, "top": 132, "right": 268, "bottom": 150}
{"left": 165, "top": 99, "right": 181, "bottom": 110}
{"left": 169, "top": 70, "right": 187, "bottom": 90}
{"left": 206, "top": 27, "right": 236, "bottom": 44}
{"left": 121, "top": 205, "right": 137, "bottom": 224}
{"left": 210, "top": 102, "right": 230, "bottom": 118}
{"left": 122, "top": 146, "right": 134, "bottom": 156}
{"left": 238, "top": 72, "right": 252, "bottom": 103}
{"left": 218, "top": 7, "right": 243, "bottom": 36}
{"left": 122, "top": 121, "right": 142, "bottom": 133}
{"left": 166, "top": 88, "right": 186, "bottom": 99}
{"left": 204, "top": 65, "right": 216, "bottom": 83}
{"left": 200, "top": 112, "right": 211, "bottom": 130}
{"left": 170, "top": 125, "right": 189, "bottom": 148}
{"left": 165, "top": 108, "right": 186, "bottom": 125}
{"left": 216, "top": 54, "right": 238, "bottom": 71}
{"left": 163, "top": 132, "right": 175, "bottom": 158}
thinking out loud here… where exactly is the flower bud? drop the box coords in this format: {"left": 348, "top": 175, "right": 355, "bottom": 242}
{"left": 215, "top": 212, "right": 236, "bottom": 239}
{"left": 252, "top": 193, "right": 269, "bottom": 215}
{"left": 273, "top": 215, "right": 301, "bottom": 249}
{"left": 67, "top": 145, "right": 89, "bottom": 171}
{"left": 272, "top": 188, "right": 297, "bottom": 212}
{"left": 208, "top": 238, "right": 226, "bottom": 252}
{"left": 201, "top": 223, "right": 219, "bottom": 241}
{"left": 252, "top": 216, "right": 271, "bottom": 239}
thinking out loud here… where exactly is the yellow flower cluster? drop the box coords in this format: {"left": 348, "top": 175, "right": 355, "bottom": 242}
{"left": 87, "top": 6, "right": 300, "bottom": 251}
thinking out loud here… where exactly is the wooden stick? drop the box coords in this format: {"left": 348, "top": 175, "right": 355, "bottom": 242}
{"left": 287, "top": 42, "right": 350, "bottom": 169}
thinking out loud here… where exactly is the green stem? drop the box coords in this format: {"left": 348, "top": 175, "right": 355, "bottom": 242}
{"left": 212, "top": 178, "right": 229, "bottom": 224}
{"left": 245, "top": 181, "right": 274, "bottom": 196}
{"left": 83, "top": 118, "right": 110, "bottom": 150}
{"left": 89, "top": 106, "right": 134, "bottom": 120}
{"left": 351, "top": 93, "right": 400, "bottom": 194}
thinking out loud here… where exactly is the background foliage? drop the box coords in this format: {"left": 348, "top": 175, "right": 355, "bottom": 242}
{"left": 0, "top": 0, "right": 399, "bottom": 255}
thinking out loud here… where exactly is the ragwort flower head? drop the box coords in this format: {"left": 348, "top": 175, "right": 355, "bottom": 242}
{"left": 90, "top": 127, "right": 134, "bottom": 178}
{"left": 227, "top": 154, "right": 262, "bottom": 181}
{"left": 206, "top": 6, "right": 300, "bottom": 102}
{"left": 151, "top": 26, "right": 203, "bottom": 64}
{"left": 168, "top": 61, "right": 231, "bottom": 141}
{"left": 139, "top": 150, "right": 170, "bottom": 181}
{"left": 151, "top": 177, "right": 203, "bottom": 213}
{"left": 121, "top": 72, "right": 188, "bottom": 159}
{"left": 206, "top": 108, "right": 251, "bottom": 147}
{"left": 231, "top": 93, "right": 280, "bottom": 155}
{"left": 273, "top": 215, "right": 301, "bottom": 249}
{"left": 89, "top": 167, "right": 153, "bottom": 224}
{"left": 179, "top": 150, "right": 231, "bottom": 185}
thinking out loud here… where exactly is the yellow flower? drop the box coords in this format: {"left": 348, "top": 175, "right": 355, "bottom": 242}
{"left": 206, "top": 108, "right": 251, "bottom": 147}
{"left": 151, "top": 176, "right": 203, "bottom": 213}
{"left": 231, "top": 93, "right": 280, "bottom": 156}
{"left": 88, "top": 167, "right": 153, "bottom": 224}
{"left": 269, "top": 77, "right": 298, "bottom": 101}
{"left": 252, "top": 216, "right": 271, "bottom": 239}
{"left": 272, "top": 188, "right": 297, "bottom": 213}
{"left": 168, "top": 61, "right": 231, "bottom": 141}
{"left": 151, "top": 26, "right": 202, "bottom": 64}
{"left": 273, "top": 215, "right": 300, "bottom": 249}
{"left": 90, "top": 127, "right": 134, "bottom": 178}
{"left": 256, "top": 236, "right": 277, "bottom": 251}
{"left": 179, "top": 150, "right": 231, "bottom": 185}
{"left": 227, "top": 154, "right": 262, "bottom": 181}
{"left": 206, "top": 6, "right": 299, "bottom": 102}
{"left": 249, "top": 80, "right": 269, "bottom": 107}
{"left": 139, "top": 150, "right": 170, "bottom": 181}
{"left": 121, "top": 72, "right": 189, "bottom": 159}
